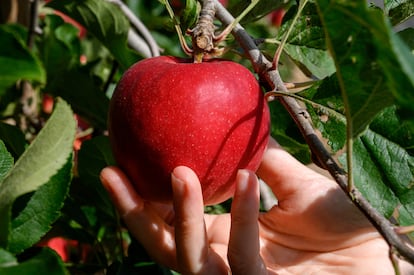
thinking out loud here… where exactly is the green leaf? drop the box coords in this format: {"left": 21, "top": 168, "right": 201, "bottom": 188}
{"left": 384, "top": 0, "right": 405, "bottom": 12}
{"left": 0, "top": 25, "right": 46, "bottom": 95}
{"left": 0, "top": 99, "right": 75, "bottom": 248}
{"left": 0, "top": 248, "right": 68, "bottom": 275}
{"left": 38, "top": 15, "right": 81, "bottom": 92}
{"left": 269, "top": 101, "right": 311, "bottom": 163}
{"left": 77, "top": 136, "right": 116, "bottom": 219}
{"left": 37, "top": 14, "right": 109, "bottom": 129}
{"left": 387, "top": 0, "right": 414, "bottom": 26}
{"left": 301, "top": 75, "right": 347, "bottom": 153}
{"left": 181, "top": 0, "right": 199, "bottom": 30}
{"left": 316, "top": 0, "right": 414, "bottom": 136}
{"left": 369, "top": 106, "right": 414, "bottom": 154}
{"left": 303, "top": 77, "right": 414, "bottom": 227}
{"left": 279, "top": 3, "right": 327, "bottom": 50}
{"left": 0, "top": 141, "right": 13, "bottom": 183}
{"left": 278, "top": 3, "right": 335, "bottom": 79}
{"left": 48, "top": 68, "right": 109, "bottom": 130}
{"left": 229, "top": 0, "right": 293, "bottom": 24}
{"left": 283, "top": 44, "right": 335, "bottom": 79}
{"left": 47, "top": 0, "right": 140, "bottom": 68}
{"left": 398, "top": 28, "right": 414, "bottom": 51}
{"left": 0, "top": 248, "right": 17, "bottom": 266}
{"left": 8, "top": 157, "right": 72, "bottom": 254}
{"left": 385, "top": 29, "right": 414, "bottom": 131}
{"left": 0, "top": 123, "right": 27, "bottom": 160}
{"left": 328, "top": 105, "right": 414, "bottom": 227}
{"left": 341, "top": 127, "right": 414, "bottom": 222}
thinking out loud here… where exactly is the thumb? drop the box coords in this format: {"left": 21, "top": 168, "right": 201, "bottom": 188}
{"left": 228, "top": 169, "right": 267, "bottom": 275}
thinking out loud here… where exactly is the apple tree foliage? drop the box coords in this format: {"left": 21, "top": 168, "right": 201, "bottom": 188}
{"left": 0, "top": 0, "right": 413, "bottom": 274}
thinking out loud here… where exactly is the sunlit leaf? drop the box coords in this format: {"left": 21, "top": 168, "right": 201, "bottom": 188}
{"left": 386, "top": 0, "right": 414, "bottom": 26}
{"left": 278, "top": 3, "right": 335, "bottom": 79}
{"left": 279, "top": 3, "right": 326, "bottom": 50}
{"left": 0, "top": 248, "right": 16, "bottom": 266}
{"left": 0, "top": 99, "right": 75, "bottom": 248}
{"left": 303, "top": 79, "right": 414, "bottom": 227}
{"left": 316, "top": 0, "right": 414, "bottom": 136}
{"left": 8, "top": 157, "right": 72, "bottom": 254}
{"left": 300, "top": 75, "right": 346, "bottom": 153}
{"left": 0, "top": 141, "right": 13, "bottom": 183}
{"left": 283, "top": 44, "right": 335, "bottom": 79}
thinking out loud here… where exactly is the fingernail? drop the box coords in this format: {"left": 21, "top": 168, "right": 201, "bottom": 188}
{"left": 171, "top": 171, "right": 185, "bottom": 196}
{"left": 236, "top": 170, "right": 249, "bottom": 194}
{"left": 100, "top": 168, "right": 114, "bottom": 194}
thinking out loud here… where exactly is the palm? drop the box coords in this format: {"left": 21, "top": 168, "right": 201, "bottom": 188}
{"left": 201, "top": 182, "right": 391, "bottom": 274}
{"left": 198, "top": 139, "right": 391, "bottom": 273}
{"left": 100, "top": 138, "right": 393, "bottom": 274}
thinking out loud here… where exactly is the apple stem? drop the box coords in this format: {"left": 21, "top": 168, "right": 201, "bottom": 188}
{"left": 188, "top": 0, "right": 216, "bottom": 62}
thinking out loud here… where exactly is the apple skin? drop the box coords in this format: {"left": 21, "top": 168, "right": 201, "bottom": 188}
{"left": 109, "top": 56, "right": 270, "bottom": 205}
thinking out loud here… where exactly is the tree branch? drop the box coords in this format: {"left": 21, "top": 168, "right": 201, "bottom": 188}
{"left": 106, "top": 0, "right": 160, "bottom": 58}
{"left": 214, "top": 0, "right": 414, "bottom": 265}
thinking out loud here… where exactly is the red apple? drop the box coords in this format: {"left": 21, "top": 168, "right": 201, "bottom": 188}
{"left": 42, "top": 94, "right": 54, "bottom": 115}
{"left": 38, "top": 237, "right": 91, "bottom": 263}
{"left": 108, "top": 56, "right": 270, "bottom": 205}
{"left": 270, "top": 9, "right": 286, "bottom": 27}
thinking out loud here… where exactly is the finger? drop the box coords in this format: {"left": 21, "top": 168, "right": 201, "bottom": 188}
{"left": 257, "top": 137, "right": 332, "bottom": 198}
{"left": 228, "top": 170, "right": 267, "bottom": 275}
{"left": 172, "top": 166, "right": 228, "bottom": 274}
{"left": 100, "top": 167, "right": 177, "bottom": 268}
{"left": 100, "top": 166, "right": 144, "bottom": 216}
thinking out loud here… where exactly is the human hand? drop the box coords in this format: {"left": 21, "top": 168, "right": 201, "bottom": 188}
{"left": 100, "top": 138, "right": 394, "bottom": 274}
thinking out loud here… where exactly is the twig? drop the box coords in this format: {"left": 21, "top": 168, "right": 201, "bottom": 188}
{"left": 27, "top": 0, "right": 39, "bottom": 48}
{"left": 213, "top": 0, "right": 260, "bottom": 43}
{"left": 103, "top": 60, "right": 119, "bottom": 95}
{"left": 106, "top": 0, "right": 160, "bottom": 58}
{"left": 214, "top": 0, "right": 414, "bottom": 265}
{"left": 189, "top": 0, "right": 216, "bottom": 62}
{"left": 18, "top": 0, "right": 40, "bottom": 139}
{"left": 273, "top": 0, "right": 308, "bottom": 68}
{"left": 162, "top": 0, "right": 194, "bottom": 56}
{"left": 126, "top": 29, "right": 152, "bottom": 58}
